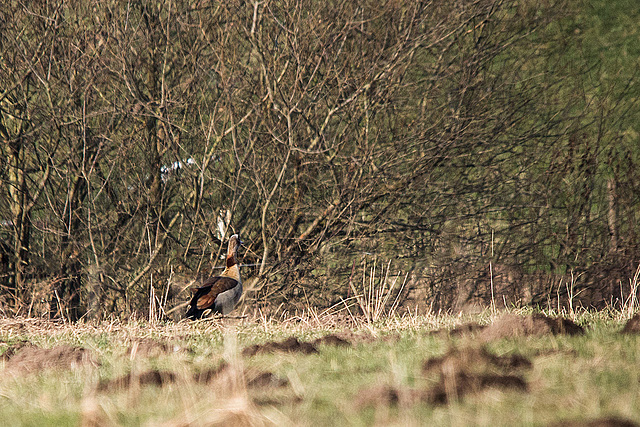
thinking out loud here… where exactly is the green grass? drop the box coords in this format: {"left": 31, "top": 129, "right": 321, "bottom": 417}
{"left": 0, "top": 309, "right": 639, "bottom": 426}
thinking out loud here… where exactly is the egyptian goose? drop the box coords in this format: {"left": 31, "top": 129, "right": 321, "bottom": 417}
{"left": 186, "top": 234, "right": 243, "bottom": 319}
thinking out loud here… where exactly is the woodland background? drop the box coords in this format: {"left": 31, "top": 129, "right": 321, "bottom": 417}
{"left": 1, "top": 0, "right": 639, "bottom": 319}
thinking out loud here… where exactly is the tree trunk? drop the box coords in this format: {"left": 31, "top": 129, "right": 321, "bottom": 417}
{"left": 607, "top": 177, "right": 618, "bottom": 253}
{"left": 7, "top": 142, "right": 30, "bottom": 304}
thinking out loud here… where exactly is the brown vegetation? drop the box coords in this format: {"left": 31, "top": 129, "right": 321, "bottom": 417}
{"left": 0, "top": 0, "right": 638, "bottom": 319}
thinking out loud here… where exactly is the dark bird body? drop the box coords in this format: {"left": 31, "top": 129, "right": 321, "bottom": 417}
{"left": 186, "top": 234, "right": 242, "bottom": 319}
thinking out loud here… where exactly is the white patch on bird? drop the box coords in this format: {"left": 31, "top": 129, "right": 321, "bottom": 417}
{"left": 216, "top": 209, "right": 232, "bottom": 240}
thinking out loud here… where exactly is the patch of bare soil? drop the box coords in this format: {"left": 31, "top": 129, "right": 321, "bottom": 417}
{"left": 98, "top": 369, "right": 177, "bottom": 391}
{"left": 311, "top": 334, "right": 351, "bottom": 347}
{"left": 422, "top": 346, "right": 531, "bottom": 404}
{"left": 4, "top": 345, "right": 96, "bottom": 374}
{"left": 242, "top": 337, "right": 318, "bottom": 357}
{"left": 479, "top": 313, "right": 584, "bottom": 341}
{"left": 621, "top": 314, "right": 640, "bottom": 334}
{"left": 547, "top": 417, "right": 640, "bottom": 427}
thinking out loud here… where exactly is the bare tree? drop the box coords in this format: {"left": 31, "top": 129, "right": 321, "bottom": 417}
{"left": 0, "top": 0, "right": 638, "bottom": 317}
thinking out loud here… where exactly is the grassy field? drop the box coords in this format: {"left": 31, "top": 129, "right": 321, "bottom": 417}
{"left": 1, "top": 308, "right": 639, "bottom": 427}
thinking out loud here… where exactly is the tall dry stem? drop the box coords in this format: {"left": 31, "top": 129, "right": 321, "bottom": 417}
{"left": 622, "top": 263, "right": 640, "bottom": 319}
{"left": 349, "top": 258, "right": 409, "bottom": 323}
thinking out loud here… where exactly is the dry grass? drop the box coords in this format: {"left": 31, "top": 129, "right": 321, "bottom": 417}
{"left": 0, "top": 307, "right": 639, "bottom": 426}
{"left": 342, "top": 258, "right": 409, "bottom": 326}
{"left": 3, "top": 264, "right": 639, "bottom": 425}
{"left": 621, "top": 263, "right": 640, "bottom": 320}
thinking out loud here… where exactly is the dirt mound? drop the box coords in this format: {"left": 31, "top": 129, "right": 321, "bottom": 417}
{"left": 356, "top": 373, "right": 528, "bottom": 408}
{"left": 312, "top": 334, "right": 351, "bottom": 347}
{"left": 354, "top": 384, "right": 419, "bottom": 409}
{"left": 431, "top": 322, "right": 487, "bottom": 337}
{"left": 4, "top": 345, "right": 95, "bottom": 374}
{"left": 423, "top": 346, "right": 531, "bottom": 375}
{"left": 621, "top": 314, "right": 640, "bottom": 334}
{"left": 193, "top": 363, "right": 288, "bottom": 389}
{"left": 333, "top": 330, "right": 378, "bottom": 344}
{"left": 1, "top": 340, "right": 31, "bottom": 360}
{"left": 427, "top": 371, "right": 527, "bottom": 404}
{"left": 242, "top": 337, "right": 318, "bottom": 357}
{"left": 126, "top": 338, "right": 181, "bottom": 358}
{"left": 547, "top": 417, "right": 640, "bottom": 427}
{"left": 479, "top": 313, "right": 584, "bottom": 341}
{"left": 99, "top": 369, "right": 177, "bottom": 391}
{"left": 241, "top": 333, "right": 363, "bottom": 356}
{"left": 246, "top": 370, "right": 289, "bottom": 388}
{"left": 450, "top": 322, "right": 487, "bottom": 336}
{"left": 422, "top": 346, "right": 531, "bottom": 404}
{"left": 330, "top": 330, "right": 399, "bottom": 345}
{"left": 99, "top": 363, "right": 287, "bottom": 392}
{"left": 193, "top": 362, "right": 230, "bottom": 383}
{"left": 356, "top": 346, "right": 532, "bottom": 408}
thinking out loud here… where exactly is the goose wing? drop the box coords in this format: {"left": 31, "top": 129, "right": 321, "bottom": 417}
{"left": 191, "top": 276, "right": 240, "bottom": 310}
